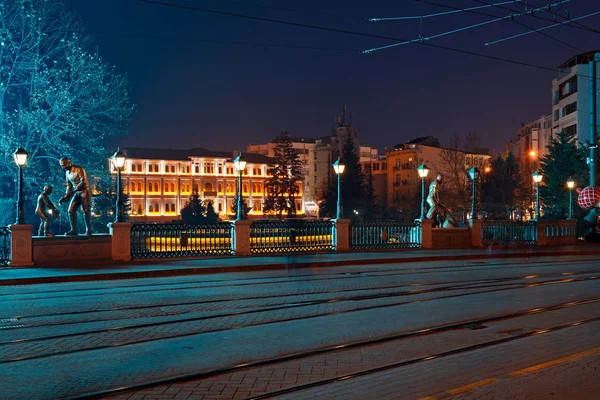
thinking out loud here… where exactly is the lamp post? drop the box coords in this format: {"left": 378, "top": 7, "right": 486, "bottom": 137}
{"left": 532, "top": 170, "right": 543, "bottom": 221}
{"left": 13, "top": 147, "right": 28, "bottom": 224}
{"left": 567, "top": 178, "right": 575, "bottom": 220}
{"left": 111, "top": 149, "right": 126, "bottom": 223}
{"left": 417, "top": 164, "right": 429, "bottom": 220}
{"left": 468, "top": 167, "right": 480, "bottom": 220}
{"left": 332, "top": 158, "right": 345, "bottom": 219}
{"left": 234, "top": 154, "right": 247, "bottom": 220}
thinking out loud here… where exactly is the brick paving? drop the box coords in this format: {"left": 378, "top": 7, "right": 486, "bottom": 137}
{"left": 2, "top": 255, "right": 600, "bottom": 399}
{"left": 107, "top": 305, "right": 600, "bottom": 400}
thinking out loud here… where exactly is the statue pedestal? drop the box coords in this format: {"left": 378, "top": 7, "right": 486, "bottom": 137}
{"left": 9, "top": 224, "right": 35, "bottom": 267}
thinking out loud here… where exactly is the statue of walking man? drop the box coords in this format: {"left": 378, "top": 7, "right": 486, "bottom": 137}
{"left": 426, "top": 174, "right": 447, "bottom": 227}
{"left": 58, "top": 157, "right": 92, "bottom": 236}
{"left": 36, "top": 185, "right": 59, "bottom": 237}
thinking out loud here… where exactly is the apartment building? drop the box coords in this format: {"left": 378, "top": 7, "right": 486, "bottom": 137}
{"left": 552, "top": 51, "right": 600, "bottom": 144}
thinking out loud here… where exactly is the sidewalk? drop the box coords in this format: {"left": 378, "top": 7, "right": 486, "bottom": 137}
{"left": 1, "top": 244, "right": 599, "bottom": 286}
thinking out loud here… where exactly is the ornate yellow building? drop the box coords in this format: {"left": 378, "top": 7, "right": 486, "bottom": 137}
{"left": 111, "top": 147, "right": 303, "bottom": 222}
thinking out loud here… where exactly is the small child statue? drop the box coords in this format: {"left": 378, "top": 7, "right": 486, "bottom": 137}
{"left": 36, "top": 185, "right": 60, "bottom": 237}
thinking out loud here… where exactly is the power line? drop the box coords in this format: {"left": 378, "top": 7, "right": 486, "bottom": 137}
{"left": 363, "top": 0, "right": 577, "bottom": 54}
{"left": 133, "top": 0, "right": 578, "bottom": 75}
{"left": 200, "top": 0, "right": 365, "bottom": 21}
{"left": 368, "top": 0, "right": 524, "bottom": 22}
{"left": 468, "top": 0, "right": 600, "bottom": 35}
{"left": 486, "top": 9, "right": 600, "bottom": 46}
{"left": 68, "top": 30, "right": 360, "bottom": 52}
{"left": 415, "top": 0, "right": 582, "bottom": 52}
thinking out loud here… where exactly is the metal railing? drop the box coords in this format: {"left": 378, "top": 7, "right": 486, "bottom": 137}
{"left": 351, "top": 220, "right": 421, "bottom": 250}
{"left": 131, "top": 223, "right": 234, "bottom": 259}
{"left": 482, "top": 221, "right": 537, "bottom": 245}
{"left": 545, "top": 222, "right": 576, "bottom": 239}
{"left": 250, "top": 220, "right": 334, "bottom": 253}
{"left": 0, "top": 227, "right": 9, "bottom": 266}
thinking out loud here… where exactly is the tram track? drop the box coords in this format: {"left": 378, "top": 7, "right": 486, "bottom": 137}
{"left": 67, "top": 300, "right": 600, "bottom": 400}
{"left": 3, "top": 257, "right": 597, "bottom": 300}
{"left": 3, "top": 265, "right": 599, "bottom": 324}
{"left": 2, "top": 275, "right": 600, "bottom": 365}
{"left": 4, "top": 271, "right": 599, "bottom": 332}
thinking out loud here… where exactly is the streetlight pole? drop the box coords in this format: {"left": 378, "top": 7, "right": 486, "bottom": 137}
{"left": 13, "top": 147, "right": 28, "bottom": 224}
{"left": 567, "top": 178, "right": 575, "bottom": 220}
{"left": 111, "top": 149, "right": 126, "bottom": 223}
{"left": 417, "top": 164, "right": 429, "bottom": 220}
{"left": 532, "top": 170, "right": 543, "bottom": 221}
{"left": 332, "top": 158, "right": 345, "bottom": 219}
{"left": 468, "top": 167, "right": 480, "bottom": 220}
{"left": 234, "top": 154, "right": 247, "bottom": 221}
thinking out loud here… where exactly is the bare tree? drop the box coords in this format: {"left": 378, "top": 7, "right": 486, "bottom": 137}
{"left": 0, "top": 0, "right": 133, "bottom": 223}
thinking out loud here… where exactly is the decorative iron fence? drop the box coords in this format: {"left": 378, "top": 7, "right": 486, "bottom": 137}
{"left": 131, "top": 223, "right": 234, "bottom": 259}
{"left": 482, "top": 221, "right": 537, "bottom": 245}
{"left": 350, "top": 220, "right": 421, "bottom": 250}
{"left": 0, "top": 227, "right": 9, "bottom": 266}
{"left": 250, "top": 220, "right": 334, "bottom": 253}
{"left": 545, "top": 222, "right": 576, "bottom": 239}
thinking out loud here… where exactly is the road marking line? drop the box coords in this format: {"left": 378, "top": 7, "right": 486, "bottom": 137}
{"left": 419, "top": 347, "right": 600, "bottom": 399}
{"left": 508, "top": 346, "right": 600, "bottom": 377}
{"left": 447, "top": 377, "right": 500, "bottom": 395}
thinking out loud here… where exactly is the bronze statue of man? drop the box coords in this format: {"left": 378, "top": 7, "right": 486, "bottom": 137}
{"left": 58, "top": 157, "right": 92, "bottom": 236}
{"left": 36, "top": 185, "right": 59, "bottom": 237}
{"left": 426, "top": 174, "right": 447, "bottom": 227}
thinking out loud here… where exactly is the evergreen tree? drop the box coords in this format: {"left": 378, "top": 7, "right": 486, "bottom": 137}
{"left": 263, "top": 131, "right": 304, "bottom": 219}
{"left": 205, "top": 201, "right": 218, "bottom": 223}
{"left": 481, "top": 152, "right": 523, "bottom": 219}
{"left": 319, "top": 135, "right": 375, "bottom": 219}
{"left": 180, "top": 187, "right": 206, "bottom": 224}
{"left": 539, "top": 131, "right": 588, "bottom": 219}
{"left": 230, "top": 195, "right": 251, "bottom": 220}
{"left": 90, "top": 176, "right": 130, "bottom": 232}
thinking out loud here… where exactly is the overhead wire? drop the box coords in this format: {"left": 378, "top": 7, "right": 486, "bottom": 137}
{"left": 368, "top": 0, "right": 525, "bottom": 21}
{"left": 63, "top": 30, "right": 360, "bottom": 52}
{"left": 467, "top": 0, "right": 600, "bottom": 35}
{"left": 415, "top": 0, "right": 582, "bottom": 51}
{"left": 134, "top": 0, "right": 598, "bottom": 79}
{"left": 363, "top": 0, "right": 576, "bottom": 54}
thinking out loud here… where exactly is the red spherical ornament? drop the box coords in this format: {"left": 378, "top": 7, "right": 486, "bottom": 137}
{"left": 577, "top": 186, "right": 600, "bottom": 210}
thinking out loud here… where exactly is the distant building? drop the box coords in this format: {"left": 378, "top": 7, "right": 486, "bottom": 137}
{"left": 247, "top": 137, "right": 317, "bottom": 215}
{"left": 384, "top": 137, "right": 490, "bottom": 213}
{"left": 507, "top": 115, "right": 553, "bottom": 165}
{"left": 111, "top": 147, "right": 303, "bottom": 222}
{"left": 247, "top": 105, "right": 379, "bottom": 217}
{"left": 552, "top": 51, "right": 600, "bottom": 145}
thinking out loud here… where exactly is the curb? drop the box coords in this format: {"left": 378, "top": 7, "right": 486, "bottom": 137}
{"left": 2, "top": 249, "right": 600, "bottom": 286}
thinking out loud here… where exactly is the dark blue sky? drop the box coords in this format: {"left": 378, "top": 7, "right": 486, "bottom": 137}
{"left": 68, "top": 0, "right": 600, "bottom": 153}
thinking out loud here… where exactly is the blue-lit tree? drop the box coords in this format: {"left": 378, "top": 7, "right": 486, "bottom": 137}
{"left": 0, "top": 0, "right": 134, "bottom": 225}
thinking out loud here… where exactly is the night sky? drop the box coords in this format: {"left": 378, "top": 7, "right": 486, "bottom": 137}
{"left": 67, "top": 0, "right": 600, "bottom": 154}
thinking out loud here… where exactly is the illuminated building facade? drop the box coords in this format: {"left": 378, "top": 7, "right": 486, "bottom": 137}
{"left": 112, "top": 147, "right": 303, "bottom": 222}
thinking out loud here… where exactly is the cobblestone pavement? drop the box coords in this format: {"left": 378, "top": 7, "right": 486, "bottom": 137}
{"left": 1, "top": 255, "right": 600, "bottom": 399}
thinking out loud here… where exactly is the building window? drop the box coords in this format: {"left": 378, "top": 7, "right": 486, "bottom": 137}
{"left": 204, "top": 163, "right": 214, "bottom": 174}
{"left": 243, "top": 183, "right": 248, "bottom": 193}
{"left": 205, "top": 182, "right": 213, "bottom": 191}
{"left": 564, "top": 124, "right": 577, "bottom": 137}
{"left": 137, "top": 204, "right": 143, "bottom": 215}
{"left": 149, "top": 204, "right": 154, "bottom": 213}
{"left": 218, "top": 183, "right": 224, "bottom": 193}
{"left": 565, "top": 101, "right": 577, "bottom": 116}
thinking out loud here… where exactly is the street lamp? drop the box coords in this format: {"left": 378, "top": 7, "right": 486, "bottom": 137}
{"left": 13, "top": 147, "right": 28, "bottom": 224}
{"left": 332, "top": 158, "right": 345, "bottom": 219}
{"left": 111, "top": 148, "right": 126, "bottom": 223}
{"left": 417, "top": 163, "right": 429, "bottom": 220}
{"left": 567, "top": 178, "right": 575, "bottom": 220}
{"left": 234, "top": 154, "right": 247, "bottom": 220}
{"left": 532, "top": 170, "right": 543, "bottom": 221}
{"left": 468, "top": 167, "right": 480, "bottom": 220}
